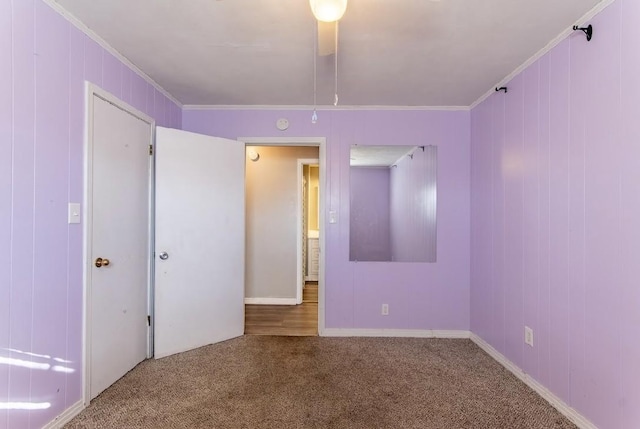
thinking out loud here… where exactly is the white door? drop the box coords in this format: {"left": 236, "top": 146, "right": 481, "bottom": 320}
{"left": 154, "top": 127, "right": 245, "bottom": 359}
{"left": 90, "top": 94, "right": 151, "bottom": 399}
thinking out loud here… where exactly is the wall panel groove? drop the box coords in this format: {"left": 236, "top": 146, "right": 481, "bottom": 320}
{"left": 0, "top": 1, "right": 181, "bottom": 426}
{"left": 471, "top": 1, "right": 639, "bottom": 427}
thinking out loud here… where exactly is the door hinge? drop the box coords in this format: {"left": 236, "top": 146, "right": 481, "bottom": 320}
{"left": 147, "top": 315, "right": 151, "bottom": 326}
{"left": 149, "top": 145, "right": 153, "bottom": 156}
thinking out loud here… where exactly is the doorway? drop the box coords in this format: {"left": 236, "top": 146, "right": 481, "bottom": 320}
{"left": 84, "top": 111, "right": 327, "bottom": 403}
{"left": 241, "top": 139, "right": 326, "bottom": 336}
{"left": 300, "top": 161, "right": 320, "bottom": 323}
{"left": 302, "top": 162, "right": 320, "bottom": 284}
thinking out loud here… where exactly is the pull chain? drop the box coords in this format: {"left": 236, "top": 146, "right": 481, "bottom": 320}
{"left": 312, "top": 21, "right": 318, "bottom": 123}
{"left": 334, "top": 21, "right": 339, "bottom": 106}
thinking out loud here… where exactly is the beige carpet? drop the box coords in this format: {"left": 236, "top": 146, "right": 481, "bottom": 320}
{"left": 66, "top": 337, "right": 576, "bottom": 429}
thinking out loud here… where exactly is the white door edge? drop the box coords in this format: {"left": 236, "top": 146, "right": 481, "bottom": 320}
{"left": 296, "top": 158, "right": 319, "bottom": 305}
{"left": 147, "top": 125, "right": 157, "bottom": 359}
{"left": 82, "top": 82, "right": 155, "bottom": 406}
{"left": 240, "top": 137, "right": 326, "bottom": 333}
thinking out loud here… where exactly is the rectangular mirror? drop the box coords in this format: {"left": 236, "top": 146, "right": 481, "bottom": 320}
{"left": 349, "top": 145, "right": 437, "bottom": 262}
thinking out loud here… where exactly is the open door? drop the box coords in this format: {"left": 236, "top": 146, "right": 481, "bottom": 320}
{"left": 154, "top": 127, "right": 245, "bottom": 359}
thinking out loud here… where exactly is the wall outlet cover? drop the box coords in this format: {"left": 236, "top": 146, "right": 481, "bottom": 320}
{"left": 524, "top": 326, "right": 534, "bottom": 347}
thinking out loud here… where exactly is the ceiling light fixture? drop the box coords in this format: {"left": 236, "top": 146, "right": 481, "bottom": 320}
{"left": 247, "top": 149, "right": 260, "bottom": 162}
{"left": 309, "top": 0, "right": 348, "bottom": 23}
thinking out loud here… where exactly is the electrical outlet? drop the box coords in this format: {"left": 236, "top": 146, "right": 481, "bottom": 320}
{"left": 381, "top": 304, "right": 389, "bottom": 316}
{"left": 524, "top": 326, "right": 534, "bottom": 347}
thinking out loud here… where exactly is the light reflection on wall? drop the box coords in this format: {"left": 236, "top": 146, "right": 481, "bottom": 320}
{"left": 0, "top": 402, "right": 51, "bottom": 410}
{"left": 0, "top": 357, "right": 50, "bottom": 371}
{"left": 0, "top": 349, "right": 75, "bottom": 374}
{"left": 0, "top": 348, "right": 76, "bottom": 412}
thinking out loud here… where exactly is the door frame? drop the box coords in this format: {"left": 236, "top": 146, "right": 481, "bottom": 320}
{"left": 297, "top": 158, "right": 319, "bottom": 303}
{"left": 82, "top": 82, "right": 155, "bottom": 405}
{"left": 240, "top": 137, "right": 326, "bottom": 333}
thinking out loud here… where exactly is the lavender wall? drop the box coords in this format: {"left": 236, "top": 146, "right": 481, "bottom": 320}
{"left": 183, "top": 109, "right": 470, "bottom": 330}
{"left": 0, "top": 1, "right": 181, "bottom": 427}
{"left": 349, "top": 167, "right": 391, "bottom": 262}
{"left": 470, "top": 1, "right": 640, "bottom": 428}
{"left": 390, "top": 146, "right": 437, "bottom": 262}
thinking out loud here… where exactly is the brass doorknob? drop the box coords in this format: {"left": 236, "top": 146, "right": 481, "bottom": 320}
{"left": 95, "top": 257, "right": 110, "bottom": 268}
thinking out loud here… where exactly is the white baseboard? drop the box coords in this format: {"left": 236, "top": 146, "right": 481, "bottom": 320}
{"left": 470, "top": 334, "right": 598, "bottom": 429}
{"left": 244, "top": 297, "right": 297, "bottom": 305}
{"left": 42, "top": 399, "right": 85, "bottom": 429}
{"left": 320, "top": 328, "right": 471, "bottom": 339}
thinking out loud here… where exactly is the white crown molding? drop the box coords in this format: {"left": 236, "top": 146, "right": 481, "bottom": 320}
{"left": 238, "top": 137, "right": 326, "bottom": 145}
{"left": 470, "top": 334, "right": 598, "bottom": 429}
{"left": 469, "top": 0, "right": 617, "bottom": 110}
{"left": 183, "top": 104, "right": 470, "bottom": 111}
{"left": 41, "top": 0, "right": 182, "bottom": 108}
{"left": 42, "top": 399, "right": 84, "bottom": 429}
{"left": 44, "top": 0, "right": 615, "bottom": 115}
{"left": 244, "top": 297, "right": 298, "bottom": 305}
{"left": 320, "top": 329, "right": 471, "bottom": 338}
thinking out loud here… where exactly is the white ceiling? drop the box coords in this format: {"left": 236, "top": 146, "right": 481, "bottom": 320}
{"left": 350, "top": 145, "right": 417, "bottom": 167}
{"left": 54, "top": 0, "right": 604, "bottom": 107}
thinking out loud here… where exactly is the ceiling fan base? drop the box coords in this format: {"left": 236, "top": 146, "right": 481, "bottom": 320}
{"left": 317, "top": 21, "right": 337, "bottom": 56}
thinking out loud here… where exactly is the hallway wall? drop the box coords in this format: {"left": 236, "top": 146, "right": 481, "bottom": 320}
{"left": 245, "top": 145, "right": 319, "bottom": 301}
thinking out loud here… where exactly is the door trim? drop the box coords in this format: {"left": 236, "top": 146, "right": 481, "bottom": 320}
{"left": 297, "top": 158, "right": 319, "bottom": 304}
{"left": 239, "top": 137, "right": 326, "bottom": 334}
{"left": 82, "top": 82, "right": 155, "bottom": 406}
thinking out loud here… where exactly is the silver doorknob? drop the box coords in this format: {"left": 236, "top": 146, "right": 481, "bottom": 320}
{"left": 159, "top": 252, "right": 169, "bottom": 260}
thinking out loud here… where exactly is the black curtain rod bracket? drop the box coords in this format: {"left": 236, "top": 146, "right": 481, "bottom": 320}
{"left": 573, "top": 24, "right": 593, "bottom": 41}
{"left": 495, "top": 87, "right": 508, "bottom": 94}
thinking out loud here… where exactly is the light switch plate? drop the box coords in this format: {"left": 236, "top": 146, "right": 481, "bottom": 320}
{"left": 329, "top": 210, "right": 337, "bottom": 224}
{"left": 68, "top": 203, "right": 81, "bottom": 224}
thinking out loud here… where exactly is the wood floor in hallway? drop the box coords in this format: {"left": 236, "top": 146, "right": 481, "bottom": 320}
{"left": 244, "top": 283, "right": 318, "bottom": 336}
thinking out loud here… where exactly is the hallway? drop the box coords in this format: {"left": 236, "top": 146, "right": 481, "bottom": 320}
{"left": 244, "top": 283, "right": 318, "bottom": 336}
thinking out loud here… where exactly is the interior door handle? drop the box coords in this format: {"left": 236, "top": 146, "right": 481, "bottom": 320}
{"left": 159, "top": 252, "right": 169, "bottom": 260}
{"left": 95, "top": 257, "right": 110, "bottom": 268}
